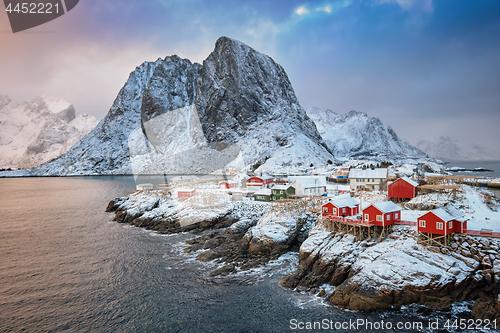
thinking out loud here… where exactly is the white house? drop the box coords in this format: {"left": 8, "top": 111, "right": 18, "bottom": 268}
{"left": 136, "top": 183, "right": 154, "bottom": 191}
{"left": 288, "top": 176, "right": 327, "bottom": 196}
{"left": 348, "top": 168, "right": 388, "bottom": 192}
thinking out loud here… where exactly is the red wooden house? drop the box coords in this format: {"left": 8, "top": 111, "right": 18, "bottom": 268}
{"left": 322, "top": 197, "right": 360, "bottom": 218}
{"left": 388, "top": 177, "right": 419, "bottom": 200}
{"left": 247, "top": 175, "right": 275, "bottom": 190}
{"left": 219, "top": 181, "right": 238, "bottom": 189}
{"left": 363, "top": 201, "right": 401, "bottom": 226}
{"left": 417, "top": 206, "right": 467, "bottom": 236}
{"left": 177, "top": 189, "right": 196, "bottom": 199}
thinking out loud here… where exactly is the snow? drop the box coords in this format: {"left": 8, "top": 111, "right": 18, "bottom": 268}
{"left": 288, "top": 176, "right": 327, "bottom": 188}
{"left": 307, "top": 107, "right": 426, "bottom": 160}
{"left": 371, "top": 201, "right": 401, "bottom": 213}
{"left": 0, "top": 95, "right": 98, "bottom": 169}
{"left": 459, "top": 186, "right": 500, "bottom": 232}
{"left": 328, "top": 196, "right": 359, "bottom": 208}
{"left": 431, "top": 206, "right": 464, "bottom": 222}
{"left": 400, "top": 176, "right": 419, "bottom": 187}
{"left": 349, "top": 168, "right": 388, "bottom": 179}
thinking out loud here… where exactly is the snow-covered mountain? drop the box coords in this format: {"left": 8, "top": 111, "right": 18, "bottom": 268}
{"left": 307, "top": 107, "right": 426, "bottom": 160}
{"left": 0, "top": 95, "right": 98, "bottom": 169}
{"left": 21, "top": 37, "right": 333, "bottom": 176}
{"left": 413, "top": 136, "right": 500, "bottom": 161}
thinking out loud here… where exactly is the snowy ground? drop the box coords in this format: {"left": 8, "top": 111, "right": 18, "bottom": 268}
{"left": 459, "top": 186, "right": 500, "bottom": 231}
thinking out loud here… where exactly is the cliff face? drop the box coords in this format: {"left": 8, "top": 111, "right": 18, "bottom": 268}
{"left": 281, "top": 224, "right": 500, "bottom": 313}
{"left": 23, "top": 37, "right": 333, "bottom": 176}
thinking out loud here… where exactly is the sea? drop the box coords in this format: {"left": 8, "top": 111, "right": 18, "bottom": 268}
{"left": 0, "top": 175, "right": 496, "bottom": 333}
{"left": 444, "top": 160, "right": 500, "bottom": 198}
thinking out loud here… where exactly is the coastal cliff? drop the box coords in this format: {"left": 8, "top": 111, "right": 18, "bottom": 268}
{"left": 282, "top": 223, "right": 500, "bottom": 316}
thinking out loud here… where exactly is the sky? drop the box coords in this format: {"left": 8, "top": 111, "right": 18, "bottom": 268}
{"left": 0, "top": 0, "right": 499, "bottom": 156}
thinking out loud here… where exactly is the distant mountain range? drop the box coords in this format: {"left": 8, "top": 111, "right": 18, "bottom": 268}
{"left": 2, "top": 37, "right": 428, "bottom": 176}
{"left": 0, "top": 95, "right": 98, "bottom": 170}
{"left": 307, "top": 107, "right": 426, "bottom": 160}
{"left": 412, "top": 136, "right": 500, "bottom": 161}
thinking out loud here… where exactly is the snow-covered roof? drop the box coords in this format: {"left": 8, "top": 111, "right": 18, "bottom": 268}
{"left": 251, "top": 175, "right": 274, "bottom": 180}
{"left": 328, "top": 197, "right": 359, "bottom": 208}
{"left": 371, "top": 201, "right": 401, "bottom": 213}
{"left": 177, "top": 188, "right": 195, "bottom": 192}
{"left": 289, "top": 176, "right": 326, "bottom": 189}
{"left": 400, "top": 176, "right": 418, "bottom": 187}
{"left": 348, "top": 168, "right": 388, "bottom": 179}
{"left": 254, "top": 188, "right": 272, "bottom": 195}
{"left": 273, "top": 185, "right": 290, "bottom": 190}
{"left": 431, "top": 206, "right": 464, "bottom": 222}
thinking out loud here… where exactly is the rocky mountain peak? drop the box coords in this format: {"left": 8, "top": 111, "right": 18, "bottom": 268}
{"left": 196, "top": 36, "right": 312, "bottom": 143}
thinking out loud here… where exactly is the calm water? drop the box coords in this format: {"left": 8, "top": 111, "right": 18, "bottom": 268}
{"left": 445, "top": 161, "right": 500, "bottom": 178}
{"left": 444, "top": 161, "right": 500, "bottom": 199}
{"left": 0, "top": 177, "right": 491, "bottom": 332}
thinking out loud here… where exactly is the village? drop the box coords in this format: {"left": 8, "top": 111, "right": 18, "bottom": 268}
{"left": 111, "top": 163, "right": 500, "bottom": 317}
{"left": 134, "top": 163, "right": 500, "bottom": 249}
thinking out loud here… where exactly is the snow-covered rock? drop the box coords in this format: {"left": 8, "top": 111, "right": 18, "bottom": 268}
{"left": 307, "top": 107, "right": 426, "bottom": 160}
{"left": 282, "top": 224, "right": 498, "bottom": 312}
{"left": 0, "top": 95, "right": 98, "bottom": 169}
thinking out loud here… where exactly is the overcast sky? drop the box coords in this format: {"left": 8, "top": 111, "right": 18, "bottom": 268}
{"left": 1, "top": 0, "right": 499, "bottom": 153}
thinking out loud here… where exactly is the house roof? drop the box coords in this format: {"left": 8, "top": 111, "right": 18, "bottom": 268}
{"left": 399, "top": 176, "right": 419, "bottom": 187}
{"left": 250, "top": 175, "right": 274, "bottom": 181}
{"left": 369, "top": 201, "right": 401, "bottom": 213}
{"left": 289, "top": 176, "right": 327, "bottom": 189}
{"left": 273, "top": 185, "right": 290, "bottom": 190}
{"left": 177, "top": 188, "right": 195, "bottom": 192}
{"left": 254, "top": 188, "right": 272, "bottom": 195}
{"left": 348, "top": 168, "right": 388, "bottom": 179}
{"left": 430, "top": 205, "right": 464, "bottom": 222}
{"left": 328, "top": 197, "right": 359, "bottom": 208}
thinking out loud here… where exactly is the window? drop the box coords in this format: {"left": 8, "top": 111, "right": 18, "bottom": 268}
{"left": 395, "top": 213, "right": 399, "bottom": 219}
{"left": 449, "top": 221, "right": 453, "bottom": 229}
{"left": 280, "top": 190, "right": 284, "bottom": 194}
{"left": 376, "top": 215, "right": 383, "bottom": 222}
{"left": 364, "top": 214, "right": 369, "bottom": 221}
{"left": 333, "top": 208, "right": 337, "bottom": 214}
{"left": 419, "top": 220, "right": 426, "bottom": 228}
{"left": 386, "top": 214, "right": 391, "bottom": 220}
{"left": 323, "top": 207, "right": 328, "bottom": 213}
{"left": 342, "top": 208, "right": 346, "bottom": 213}
{"left": 436, "top": 222, "right": 443, "bottom": 230}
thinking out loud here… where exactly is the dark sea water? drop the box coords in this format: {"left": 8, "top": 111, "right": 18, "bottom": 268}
{"left": 0, "top": 177, "right": 494, "bottom": 332}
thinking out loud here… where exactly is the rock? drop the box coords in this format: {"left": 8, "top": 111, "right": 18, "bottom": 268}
{"left": 209, "top": 264, "right": 236, "bottom": 277}
{"left": 196, "top": 249, "right": 227, "bottom": 262}
{"left": 317, "top": 289, "right": 326, "bottom": 297}
{"left": 461, "top": 249, "right": 473, "bottom": 258}
{"left": 472, "top": 291, "right": 500, "bottom": 321}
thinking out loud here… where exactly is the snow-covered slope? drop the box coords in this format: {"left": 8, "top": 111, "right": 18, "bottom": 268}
{"left": 413, "top": 136, "right": 500, "bottom": 161}
{"left": 22, "top": 37, "right": 333, "bottom": 176}
{"left": 26, "top": 58, "right": 171, "bottom": 175}
{"left": 0, "top": 95, "right": 98, "bottom": 169}
{"left": 307, "top": 107, "right": 426, "bottom": 160}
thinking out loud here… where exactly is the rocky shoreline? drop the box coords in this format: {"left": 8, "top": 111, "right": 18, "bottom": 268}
{"left": 106, "top": 191, "right": 500, "bottom": 321}
{"left": 281, "top": 223, "right": 500, "bottom": 320}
